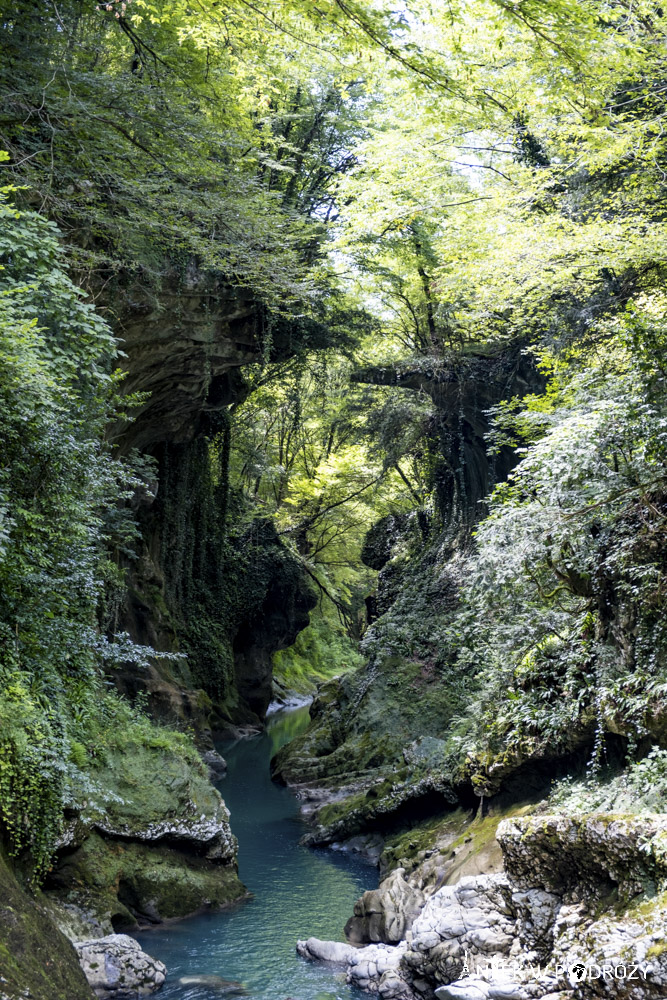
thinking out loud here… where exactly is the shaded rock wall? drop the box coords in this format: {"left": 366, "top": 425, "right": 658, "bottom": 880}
{"left": 116, "top": 446, "right": 317, "bottom": 734}
{"left": 0, "top": 848, "right": 93, "bottom": 1000}
{"left": 105, "top": 275, "right": 319, "bottom": 733}
{"left": 111, "top": 271, "right": 334, "bottom": 452}
{"left": 111, "top": 274, "right": 259, "bottom": 453}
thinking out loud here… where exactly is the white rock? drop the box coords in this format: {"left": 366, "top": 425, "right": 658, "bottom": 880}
{"left": 435, "top": 979, "right": 490, "bottom": 1000}
{"left": 75, "top": 934, "right": 166, "bottom": 997}
{"left": 296, "top": 937, "right": 357, "bottom": 963}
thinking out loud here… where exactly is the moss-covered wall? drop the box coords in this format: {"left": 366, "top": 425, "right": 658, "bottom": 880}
{"left": 115, "top": 437, "right": 316, "bottom": 733}
{"left": 0, "top": 849, "right": 93, "bottom": 1000}
{"left": 105, "top": 280, "right": 335, "bottom": 734}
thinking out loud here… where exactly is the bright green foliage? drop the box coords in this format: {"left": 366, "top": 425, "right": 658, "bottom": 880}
{"left": 275, "top": 0, "right": 667, "bottom": 814}
{"left": 230, "top": 354, "right": 429, "bottom": 633}
{"left": 0, "top": 187, "right": 119, "bottom": 677}
{"left": 312, "top": 0, "right": 667, "bottom": 791}
{"left": 273, "top": 613, "right": 364, "bottom": 693}
{"left": 0, "top": 0, "right": 380, "bottom": 304}
{"left": 0, "top": 187, "right": 118, "bottom": 875}
{"left": 0, "top": 680, "right": 64, "bottom": 882}
{"left": 329, "top": 0, "right": 667, "bottom": 354}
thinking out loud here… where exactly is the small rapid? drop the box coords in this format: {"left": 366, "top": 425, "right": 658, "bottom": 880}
{"left": 135, "top": 704, "right": 377, "bottom": 1000}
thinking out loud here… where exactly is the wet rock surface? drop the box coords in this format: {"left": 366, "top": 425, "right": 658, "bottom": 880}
{"left": 176, "top": 974, "right": 247, "bottom": 994}
{"left": 331, "top": 833, "right": 386, "bottom": 866}
{"left": 202, "top": 749, "right": 228, "bottom": 781}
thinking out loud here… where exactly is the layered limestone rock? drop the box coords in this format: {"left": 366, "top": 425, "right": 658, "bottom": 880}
{"left": 111, "top": 276, "right": 258, "bottom": 453}
{"left": 45, "top": 742, "right": 245, "bottom": 929}
{"left": 296, "top": 813, "right": 667, "bottom": 1000}
{"left": 297, "top": 937, "right": 410, "bottom": 997}
{"left": 403, "top": 875, "right": 519, "bottom": 982}
{"left": 376, "top": 807, "right": 524, "bottom": 897}
{"left": 111, "top": 273, "right": 331, "bottom": 454}
{"left": 498, "top": 814, "right": 667, "bottom": 901}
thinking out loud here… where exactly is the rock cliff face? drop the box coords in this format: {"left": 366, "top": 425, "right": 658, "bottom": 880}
{"left": 111, "top": 272, "right": 331, "bottom": 452}
{"left": 298, "top": 812, "right": 667, "bottom": 1000}
{"left": 117, "top": 491, "right": 316, "bottom": 735}
{"left": 352, "top": 345, "right": 540, "bottom": 529}
{"left": 111, "top": 275, "right": 259, "bottom": 453}
{"left": 105, "top": 275, "right": 318, "bottom": 735}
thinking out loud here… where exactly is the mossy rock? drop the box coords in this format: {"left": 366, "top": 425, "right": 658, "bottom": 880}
{"left": 47, "top": 736, "right": 245, "bottom": 929}
{"left": 380, "top": 809, "right": 472, "bottom": 874}
{"left": 47, "top": 833, "right": 246, "bottom": 928}
{"left": 81, "top": 743, "right": 219, "bottom": 834}
{"left": 0, "top": 848, "right": 93, "bottom": 1000}
{"left": 274, "top": 653, "right": 462, "bottom": 792}
{"left": 379, "top": 802, "right": 537, "bottom": 886}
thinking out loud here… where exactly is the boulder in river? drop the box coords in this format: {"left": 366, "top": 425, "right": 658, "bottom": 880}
{"left": 345, "top": 867, "right": 426, "bottom": 945}
{"left": 296, "top": 937, "right": 358, "bottom": 964}
{"left": 177, "top": 974, "right": 248, "bottom": 993}
{"left": 75, "top": 933, "right": 166, "bottom": 997}
{"left": 201, "top": 748, "right": 228, "bottom": 781}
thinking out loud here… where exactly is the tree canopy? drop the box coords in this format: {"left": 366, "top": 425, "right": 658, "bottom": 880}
{"left": 3, "top": 0, "right": 667, "bottom": 875}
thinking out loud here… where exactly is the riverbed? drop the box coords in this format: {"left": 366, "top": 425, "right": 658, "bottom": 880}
{"left": 135, "top": 704, "right": 377, "bottom": 1000}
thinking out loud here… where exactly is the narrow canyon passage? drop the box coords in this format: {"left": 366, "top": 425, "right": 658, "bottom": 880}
{"left": 135, "top": 705, "right": 377, "bottom": 1000}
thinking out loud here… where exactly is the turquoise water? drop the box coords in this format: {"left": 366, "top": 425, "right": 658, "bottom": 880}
{"left": 135, "top": 705, "right": 376, "bottom": 1000}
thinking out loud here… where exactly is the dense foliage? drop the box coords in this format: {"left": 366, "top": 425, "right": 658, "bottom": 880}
{"left": 3, "top": 0, "right": 667, "bottom": 879}
{"left": 0, "top": 177, "right": 197, "bottom": 878}
{"left": 458, "top": 317, "right": 667, "bottom": 785}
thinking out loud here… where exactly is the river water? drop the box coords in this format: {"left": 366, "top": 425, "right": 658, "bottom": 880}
{"left": 135, "top": 704, "right": 377, "bottom": 1000}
